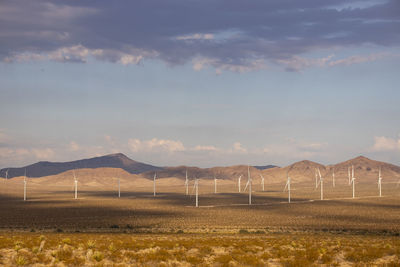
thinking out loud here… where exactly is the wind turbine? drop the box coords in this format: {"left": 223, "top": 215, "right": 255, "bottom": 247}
{"left": 315, "top": 169, "right": 318, "bottom": 189}
{"left": 348, "top": 166, "right": 351, "bottom": 185}
{"left": 332, "top": 168, "right": 335, "bottom": 188}
{"left": 5, "top": 169, "right": 8, "bottom": 181}
{"left": 284, "top": 171, "right": 291, "bottom": 203}
{"left": 316, "top": 168, "right": 323, "bottom": 200}
{"left": 238, "top": 175, "right": 242, "bottom": 193}
{"left": 243, "top": 166, "right": 252, "bottom": 205}
{"left": 23, "top": 169, "right": 27, "bottom": 201}
{"left": 73, "top": 170, "right": 78, "bottom": 200}
{"left": 184, "top": 169, "right": 189, "bottom": 195}
{"left": 351, "top": 165, "right": 356, "bottom": 199}
{"left": 153, "top": 172, "right": 157, "bottom": 197}
{"left": 260, "top": 174, "right": 265, "bottom": 191}
{"left": 378, "top": 167, "right": 382, "bottom": 197}
{"left": 191, "top": 178, "right": 199, "bottom": 207}
{"left": 214, "top": 174, "right": 217, "bottom": 194}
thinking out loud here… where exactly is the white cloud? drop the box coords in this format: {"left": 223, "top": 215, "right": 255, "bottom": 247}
{"left": 68, "top": 141, "right": 80, "bottom": 152}
{"left": 176, "top": 33, "right": 214, "bottom": 41}
{"left": 48, "top": 45, "right": 89, "bottom": 63}
{"left": 118, "top": 54, "right": 143, "bottom": 65}
{"left": 3, "top": 45, "right": 157, "bottom": 65}
{"left": 277, "top": 52, "right": 392, "bottom": 72}
{"left": 328, "top": 53, "right": 388, "bottom": 66}
{"left": 277, "top": 55, "right": 334, "bottom": 71}
{"left": 31, "top": 148, "right": 55, "bottom": 160}
{"left": 192, "top": 57, "right": 266, "bottom": 74}
{"left": 371, "top": 136, "right": 400, "bottom": 151}
{"left": 128, "top": 138, "right": 185, "bottom": 153}
{"left": 232, "top": 142, "right": 247, "bottom": 153}
{"left": 193, "top": 145, "right": 218, "bottom": 151}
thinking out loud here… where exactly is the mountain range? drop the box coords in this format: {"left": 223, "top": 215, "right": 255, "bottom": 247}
{"left": 1, "top": 153, "right": 399, "bottom": 184}
{"left": 0, "top": 153, "right": 162, "bottom": 178}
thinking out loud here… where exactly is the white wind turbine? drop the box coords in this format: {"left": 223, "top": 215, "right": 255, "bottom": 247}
{"left": 378, "top": 167, "right": 382, "bottom": 197}
{"left": 191, "top": 178, "right": 199, "bottom": 207}
{"left": 238, "top": 175, "right": 242, "bottom": 193}
{"left": 184, "top": 169, "right": 189, "bottom": 195}
{"left": 243, "top": 165, "right": 252, "bottom": 205}
{"left": 23, "top": 169, "right": 27, "bottom": 201}
{"left": 260, "top": 174, "right": 265, "bottom": 192}
{"left": 351, "top": 165, "right": 356, "bottom": 198}
{"left": 316, "top": 168, "right": 324, "bottom": 200}
{"left": 214, "top": 174, "right": 217, "bottom": 194}
{"left": 348, "top": 166, "right": 351, "bottom": 185}
{"left": 4, "top": 169, "right": 8, "bottom": 186}
{"left": 284, "top": 172, "right": 291, "bottom": 203}
{"left": 153, "top": 172, "right": 157, "bottom": 197}
{"left": 315, "top": 169, "right": 318, "bottom": 189}
{"left": 73, "top": 170, "right": 78, "bottom": 200}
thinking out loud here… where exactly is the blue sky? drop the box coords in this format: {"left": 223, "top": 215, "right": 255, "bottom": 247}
{"left": 0, "top": 0, "right": 399, "bottom": 168}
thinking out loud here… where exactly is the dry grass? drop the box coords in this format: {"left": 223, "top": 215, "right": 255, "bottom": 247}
{"left": 0, "top": 233, "right": 399, "bottom": 266}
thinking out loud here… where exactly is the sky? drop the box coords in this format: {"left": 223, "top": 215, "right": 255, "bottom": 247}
{"left": 0, "top": 0, "right": 400, "bottom": 168}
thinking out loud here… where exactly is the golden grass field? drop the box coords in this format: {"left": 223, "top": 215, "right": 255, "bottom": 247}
{"left": 1, "top": 175, "right": 400, "bottom": 266}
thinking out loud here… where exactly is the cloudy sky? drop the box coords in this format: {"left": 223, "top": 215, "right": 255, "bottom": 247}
{"left": 0, "top": 0, "right": 399, "bottom": 168}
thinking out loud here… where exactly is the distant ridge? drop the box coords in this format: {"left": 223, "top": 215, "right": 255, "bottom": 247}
{"left": 253, "top": 165, "right": 278, "bottom": 170}
{"left": 0, "top": 153, "right": 162, "bottom": 178}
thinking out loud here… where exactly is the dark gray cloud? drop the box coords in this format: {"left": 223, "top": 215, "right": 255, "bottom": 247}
{"left": 1, "top": 0, "right": 399, "bottom": 71}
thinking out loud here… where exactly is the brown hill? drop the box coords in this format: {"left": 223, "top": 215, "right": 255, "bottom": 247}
{"left": 328, "top": 156, "right": 400, "bottom": 184}
{"left": 141, "top": 165, "right": 265, "bottom": 181}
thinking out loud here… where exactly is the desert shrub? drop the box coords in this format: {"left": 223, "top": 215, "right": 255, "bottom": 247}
{"left": 110, "top": 224, "right": 119, "bottom": 229}
{"left": 62, "top": 238, "right": 72, "bottom": 245}
{"left": 87, "top": 240, "right": 96, "bottom": 249}
{"left": 15, "top": 256, "right": 27, "bottom": 266}
{"left": 176, "top": 229, "right": 184, "bottom": 234}
{"left": 239, "top": 229, "right": 249, "bottom": 234}
{"left": 93, "top": 251, "right": 104, "bottom": 262}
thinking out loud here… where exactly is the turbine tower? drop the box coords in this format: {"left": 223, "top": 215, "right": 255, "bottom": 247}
{"left": 5, "top": 169, "right": 8, "bottom": 182}
{"left": 192, "top": 178, "right": 199, "bottom": 207}
{"left": 153, "top": 172, "right": 157, "bottom": 197}
{"left": 214, "top": 174, "right": 217, "bottom": 194}
{"left": 284, "top": 172, "right": 291, "bottom": 203}
{"left": 348, "top": 166, "right": 351, "bottom": 185}
{"left": 73, "top": 170, "right": 78, "bottom": 200}
{"left": 351, "top": 166, "right": 356, "bottom": 199}
{"left": 23, "top": 169, "right": 27, "bottom": 201}
{"left": 184, "top": 169, "right": 189, "bottom": 195}
{"left": 378, "top": 167, "right": 382, "bottom": 197}
{"left": 260, "top": 174, "right": 265, "bottom": 191}
{"left": 238, "top": 175, "right": 242, "bottom": 193}
{"left": 315, "top": 169, "right": 318, "bottom": 189}
{"left": 316, "top": 168, "right": 323, "bottom": 200}
{"left": 244, "top": 165, "right": 252, "bottom": 205}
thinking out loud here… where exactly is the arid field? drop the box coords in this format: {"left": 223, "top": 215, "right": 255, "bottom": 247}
{"left": 1, "top": 173, "right": 400, "bottom": 266}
